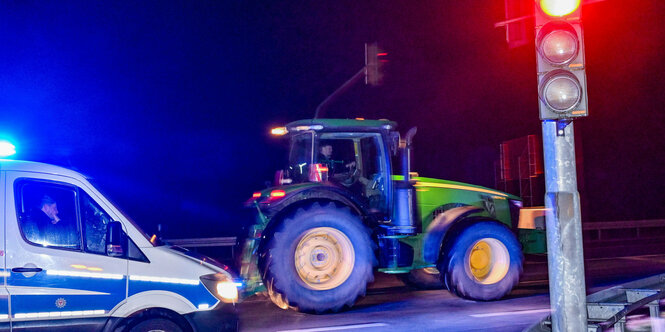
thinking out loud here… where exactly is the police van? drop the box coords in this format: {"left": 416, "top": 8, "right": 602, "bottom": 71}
{"left": 0, "top": 160, "right": 238, "bottom": 331}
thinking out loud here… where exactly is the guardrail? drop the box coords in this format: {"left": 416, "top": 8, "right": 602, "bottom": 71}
{"left": 164, "top": 236, "right": 238, "bottom": 258}
{"left": 582, "top": 219, "right": 665, "bottom": 258}
{"left": 583, "top": 219, "right": 665, "bottom": 241}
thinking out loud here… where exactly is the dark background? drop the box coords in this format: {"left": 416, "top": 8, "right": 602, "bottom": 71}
{"left": 1, "top": 0, "right": 663, "bottom": 239}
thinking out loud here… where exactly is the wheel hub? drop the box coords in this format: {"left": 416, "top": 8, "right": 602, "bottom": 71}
{"left": 469, "top": 241, "right": 492, "bottom": 279}
{"left": 295, "top": 227, "right": 355, "bottom": 290}
{"left": 466, "top": 238, "right": 510, "bottom": 285}
{"left": 310, "top": 248, "right": 330, "bottom": 268}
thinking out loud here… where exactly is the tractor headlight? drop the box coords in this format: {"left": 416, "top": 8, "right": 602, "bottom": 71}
{"left": 509, "top": 199, "right": 523, "bottom": 209}
{"left": 201, "top": 273, "right": 241, "bottom": 304}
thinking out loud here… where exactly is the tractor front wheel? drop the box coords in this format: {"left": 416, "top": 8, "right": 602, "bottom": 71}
{"left": 439, "top": 221, "right": 522, "bottom": 301}
{"left": 264, "top": 202, "right": 374, "bottom": 313}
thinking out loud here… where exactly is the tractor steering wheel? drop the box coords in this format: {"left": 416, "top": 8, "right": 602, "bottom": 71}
{"left": 340, "top": 163, "right": 359, "bottom": 187}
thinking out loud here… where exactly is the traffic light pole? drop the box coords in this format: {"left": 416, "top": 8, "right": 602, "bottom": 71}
{"left": 542, "top": 120, "right": 587, "bottom": 331}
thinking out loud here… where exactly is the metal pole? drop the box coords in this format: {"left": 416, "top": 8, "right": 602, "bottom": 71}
{"left": 313, "top": 67, "right": 365, "bottom": 119}
{"left": 542, "top": 120, "right": 587, "bottom": 332}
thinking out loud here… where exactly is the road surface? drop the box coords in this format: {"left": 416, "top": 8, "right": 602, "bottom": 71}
{"left": 238, "top": 255, "right": 665, "bottom": 331}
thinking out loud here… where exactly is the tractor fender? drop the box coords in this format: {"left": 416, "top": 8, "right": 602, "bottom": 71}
{"left": 422, "top": 205, "right": 483, "bottom": 263}
{"left": 260, "top": 185, "right": 366, "bottom": 222}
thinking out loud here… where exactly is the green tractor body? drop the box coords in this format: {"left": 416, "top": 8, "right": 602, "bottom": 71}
{"left": 240, "top": 118, "right": 544, "bottom": 313}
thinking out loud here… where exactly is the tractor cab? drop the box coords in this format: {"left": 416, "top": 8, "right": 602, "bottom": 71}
{"left": 271, "top": 119, "right": 399, "bottom": 220}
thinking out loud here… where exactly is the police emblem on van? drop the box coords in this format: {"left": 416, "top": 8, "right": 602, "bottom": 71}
{"left": 55, "top": 298, "right": 66, "bottom": 308}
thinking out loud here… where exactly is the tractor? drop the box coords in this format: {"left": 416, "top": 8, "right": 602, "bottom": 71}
{"left": 240, "top": 118, "right": 542, "bottom": 313}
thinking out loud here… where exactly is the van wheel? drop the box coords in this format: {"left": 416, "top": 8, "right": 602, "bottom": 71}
{"left": 129, "top": 318, "right": 183, "bottom": 332}
{"left": 400, "top": 267, "right": 444, "bottom": 289}
{"left": 264, "top": 202, "right": 374, "bottom": 313}
{"left": 439, "top": 221, "right": 522, "bottom": 301}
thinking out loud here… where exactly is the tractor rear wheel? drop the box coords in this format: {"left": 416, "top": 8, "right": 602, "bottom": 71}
{"left": 439, "top": 221, "right": 522, "bottom": 301}
{"left": 264, "top": 202, "right": 374, "bottom": 313}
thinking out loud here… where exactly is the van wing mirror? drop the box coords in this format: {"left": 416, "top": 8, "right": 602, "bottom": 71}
{"left": 106, "top": 221, "right": 126, "bottom": 257}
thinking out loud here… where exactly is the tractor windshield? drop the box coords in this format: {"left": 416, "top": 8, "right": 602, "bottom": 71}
{"left": 286, "top": 132, "right": 314, "bottom": 183}
{"left": 283, "top": 131, "right": 390, "bottom": 214}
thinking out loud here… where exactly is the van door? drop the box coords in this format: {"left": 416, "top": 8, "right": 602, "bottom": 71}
{"left": 5, "top": 172, "right": 128, "bottom": 331}
{"left": 0, "top": 171, "right": 10, "bottom": 331}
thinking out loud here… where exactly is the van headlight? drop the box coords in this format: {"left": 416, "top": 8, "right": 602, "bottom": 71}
{"left": 200, "top": 273, "right": 240, "bottom": 304}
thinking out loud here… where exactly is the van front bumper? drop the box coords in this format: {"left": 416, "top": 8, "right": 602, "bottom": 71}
{"left": 184, "top": 302, "right": 238, "bottom": 332}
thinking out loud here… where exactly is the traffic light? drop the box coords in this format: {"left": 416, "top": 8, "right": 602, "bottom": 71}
{"left": 535, "top": 0, "right": 588, "bottom": 119}
{"left": 365, "top": 42, "right": 387, "bottom": 86}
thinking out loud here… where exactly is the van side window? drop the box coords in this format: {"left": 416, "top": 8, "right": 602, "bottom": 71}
{"left": 80, "top": 191, "right": 112, "bottom": 254}
{"left": 17, "top": 181, "right": 81, "bottom": 250}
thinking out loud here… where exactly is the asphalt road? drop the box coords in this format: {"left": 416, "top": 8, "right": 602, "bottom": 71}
{"left": 238, "top": 255, "right": 665, "bottom": 332}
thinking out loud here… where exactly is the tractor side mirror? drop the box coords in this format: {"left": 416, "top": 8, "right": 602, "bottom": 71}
{"left": 389, "top": 132, "right": 400, "bottom": 155}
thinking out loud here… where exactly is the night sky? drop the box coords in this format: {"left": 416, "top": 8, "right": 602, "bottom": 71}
{"left": 1, "top": 1, "right": 663, "bottom": 239}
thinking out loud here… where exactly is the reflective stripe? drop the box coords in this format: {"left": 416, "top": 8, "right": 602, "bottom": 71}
{"left": 6, "top": 286, "right": 109, "bottom": 295}
{"left": 129, "top": 275, "right": 199, "bottom": 285}
{"left": 14, "top": 309, "right": 105, "bottom": 319}
{"left": 414, "top": 182, "right": 508, "bottom": 197}
{"left": 47, "top": 269, "right": 123, "bottom": 280}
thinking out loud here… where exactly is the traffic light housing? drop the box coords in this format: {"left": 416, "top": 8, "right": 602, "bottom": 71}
{"left": 535, "top": 0, "right": 588, "bottom": 119}
{"left": 365, "top": 42, "right": 387, "bottom": 86}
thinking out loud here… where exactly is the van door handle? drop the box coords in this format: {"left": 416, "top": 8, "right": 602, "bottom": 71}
{"left": 12, "top": 267, "right": 43, "bottom": 273}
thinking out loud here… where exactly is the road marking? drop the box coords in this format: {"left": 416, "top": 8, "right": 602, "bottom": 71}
{"left": 470, "top": 308, "right": 551, "bottom": 318}
{"left": 277, "top": 322, "right": 389, "bottom": 332}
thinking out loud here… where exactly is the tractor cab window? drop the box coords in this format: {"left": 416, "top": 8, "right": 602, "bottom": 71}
{"left": 317, "top": 132, "right": 390, "bottom": 214}
{"left": 287, "top": 132, "right": 314, "bottom": 183}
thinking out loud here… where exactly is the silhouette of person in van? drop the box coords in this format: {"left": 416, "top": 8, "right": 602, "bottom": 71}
{"left": 25, "top": 195, "right": 79, "bottom": 248}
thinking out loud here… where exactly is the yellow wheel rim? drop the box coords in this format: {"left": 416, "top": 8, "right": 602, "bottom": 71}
{"left": 467, "top": 238, "right": 510, "bottom": 285}
{"left": 294, "top": 227, "right": 354, "bottom": 290}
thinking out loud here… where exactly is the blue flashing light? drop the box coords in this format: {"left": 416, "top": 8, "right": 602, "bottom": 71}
{"left": 0, "top": 141, "right": 16, "bottom": 157}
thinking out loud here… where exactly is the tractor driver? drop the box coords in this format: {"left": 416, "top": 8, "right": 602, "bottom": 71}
{"left": 318, "top": 143, "right": 355, "bottom": 176}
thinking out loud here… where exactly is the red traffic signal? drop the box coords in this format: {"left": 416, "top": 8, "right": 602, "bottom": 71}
{"left": 365, "top": 42, "right": 387, "bottom": 86}
{"left": 539, "top": 0, "right": 581, "bottom": 17}
{"left": 534, "top": 0, "right": 587, "bottom": 119}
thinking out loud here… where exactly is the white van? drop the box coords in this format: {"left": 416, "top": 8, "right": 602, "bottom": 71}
{"left": 0, "top": 160, "right": 238, "bottom": 331}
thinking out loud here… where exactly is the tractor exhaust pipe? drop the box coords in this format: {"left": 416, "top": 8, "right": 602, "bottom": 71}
{"left": 402, "top": 126, "right": 417, "bottom": 182}
{"left": 392, "top": 127, "right": 417, "bottom": 235}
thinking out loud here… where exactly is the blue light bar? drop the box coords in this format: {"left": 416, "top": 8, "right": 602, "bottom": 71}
{"left": 0, "top": 141, "right": 16, "bottom": 157}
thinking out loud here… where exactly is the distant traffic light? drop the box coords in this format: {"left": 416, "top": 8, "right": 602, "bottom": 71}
{"left": 365, "top": 42, "right": 387, "bottom": 86}
{"left": 535, "top": 0, "right": 587, "bottom": 119}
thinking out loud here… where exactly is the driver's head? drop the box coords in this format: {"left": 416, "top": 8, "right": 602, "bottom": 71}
{"left": 320, "top": 144, "right": 332, "bottom": 158}
{"left": 40, "top": 195, "right": 60, "bottom": 222}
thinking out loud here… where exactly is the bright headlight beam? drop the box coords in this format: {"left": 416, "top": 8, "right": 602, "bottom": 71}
{"left": 216, "top": 281, "right": 239, "bottom": 303}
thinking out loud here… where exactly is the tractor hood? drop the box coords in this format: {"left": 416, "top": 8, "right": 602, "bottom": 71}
{"left": 394, "top": 175, "right": 521, "bottom": 201}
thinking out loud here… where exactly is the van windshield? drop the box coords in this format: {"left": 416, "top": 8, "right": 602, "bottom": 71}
{"left": 87, "top": 179, "right": 160, "bottom": 247}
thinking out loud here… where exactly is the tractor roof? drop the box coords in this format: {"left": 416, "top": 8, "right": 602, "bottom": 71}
{"left": 285, "top": 118, "right": 397, "bottom": 133}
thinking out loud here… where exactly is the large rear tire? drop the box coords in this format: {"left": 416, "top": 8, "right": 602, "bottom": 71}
{"left": 439, "top": 221, "right": 522, "bottom": 301}
{"left": 264, "top": 202, "right": 374, "bottom": 313}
